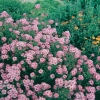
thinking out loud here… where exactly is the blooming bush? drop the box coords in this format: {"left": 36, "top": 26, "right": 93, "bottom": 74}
{"left": 0, "top": 10, "right": 100, "bottom": 100}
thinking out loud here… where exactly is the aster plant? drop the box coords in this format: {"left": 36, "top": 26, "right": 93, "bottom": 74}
{"left": 0, "top": 5, "right": 100, "bottom": 100}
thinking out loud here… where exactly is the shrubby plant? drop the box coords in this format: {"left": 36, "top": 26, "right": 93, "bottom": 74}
{"left": 0, "top": 7, "right": 100, "bottom": 99}
{"left": 57, "top": 0, "right": 100, "bottom": 60}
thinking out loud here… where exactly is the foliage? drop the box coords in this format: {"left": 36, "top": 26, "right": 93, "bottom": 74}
{"left": 59, "top": 0, "right": 100, "bottom": 60}
{"left": 29, "top": 0, "right": 66, "bottom": 24}
{"left": 0, "top": 0, "right": 33, "bottom": 21}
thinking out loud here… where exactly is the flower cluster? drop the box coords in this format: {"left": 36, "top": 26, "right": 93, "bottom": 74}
{"left": 0, "top": 10, "right": 100, "bottom": 100}
{"left": 92, "top": 36, "right": 100, "bottom": 45}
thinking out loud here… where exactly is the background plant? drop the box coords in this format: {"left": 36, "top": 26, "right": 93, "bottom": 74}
{"left": 29, "top": 0, "right": 66, "bottom": 30}
{"left": 0, "top": 0, "right": 33, "bottom": 21}
{"left": 58, "top": 0, "right": 100, "bottom": 60}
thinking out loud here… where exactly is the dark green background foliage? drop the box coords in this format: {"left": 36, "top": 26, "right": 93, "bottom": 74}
{"left": 0, "top": 0, "right": 33, "bottom": 21}
{"left": 57, "top": 0, "right": 100, "bottom": 60}
{"left": 30, "top": 0, "right": 66, "bottom": 22}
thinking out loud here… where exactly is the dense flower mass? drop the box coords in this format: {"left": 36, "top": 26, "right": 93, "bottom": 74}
{"left": 0, "top": 10, "right": 100, "bottom": 100}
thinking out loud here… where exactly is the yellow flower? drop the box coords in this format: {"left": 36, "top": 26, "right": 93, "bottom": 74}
{"left": 83, "top": 25, "right": 86, "bottom": 27}
{"left": 61, "top": 21, "right": 68, "bottom": 25}
{"left": 82, "top": 48, "right": 85, "bottom": 50}
{"left": 97, "top": 36, "right": 100, "bottom": 38}
{"left": 74, "top": 26, "right": 78, "bottom": 30}
{"left": 92, "top": 41, "right": 98, "bottom": 45}
{"left": 72, "top": 16, "right": 75, "bottom": 19}
{"left": 78, "top": 13, "right": 83, "bottom": 17}
{"left": 84, "top": 37, "right": 87, "bottom": 40}
{"left": 79, "top": 18, "right": 82, "bottom": 21}
{"left": 97, "top": 41, "right": 99, "bottom": 43}
{"left": 96, "top": 37, "right": 100, "bottom": 41}
{"left": 92, "top": 36, "right": 95, "bottom": 39}
{"left": 98, "top": 20, "right": 100, "bottom": 23}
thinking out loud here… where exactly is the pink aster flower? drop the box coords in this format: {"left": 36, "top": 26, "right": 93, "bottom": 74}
{"left": 0, "top": 63, "right": 4, "bottom": 68}
{"left": 77, "top": 59, "right": 83, "bottom": 65}
{"left": 40, "top": 58, "right": 46, "bottom": 63}
{"left": 0, "top": 21, "right": 3, "bottom": 26}
{"left": 35, "top": 4, "right": 41, "bottom": 9}
{"left": 50, "top": 74, "right": 55, "bottom": 79}
{"left": 43, "top": 90, "right": 52, "bottom": 98}
{"left": 1, "top": 37, "right": 7, "bottom": 42}
{"left": 55, "top": 78, "right": 64, "bottom": 87}
{"left": 49, "top": 57, "right": 58, "bottom": 65}
{"left": 54, "top": 93, "right": 59, "bottom": 98}
{"left": 1, "top": 89, "right": 6, "bottom": 95}
{"left": 48, "top": 20, "right": 54, "bottom": 24}
{"left": 39, "top": 97, "right": 46, "bottom": 100}
{"left": 38, "top": 69, "right": 43, "bottom": 74}
{"left": 71, "top": 68, "right": 77, "bottom": 76}
{"left": 78, "top": 75, "right": 84, "bottom": 81}
{"left": 62, "top": 31, "right": 70, "bottom": 38}
{"left": 41, "top": 82, "right": 51, "bottom": 90}
{"left": 89, "top": 79, "right": 94, "bottom": 85}
{"left": 62, "top": 65, "right": 68, "bottom": 74}
{"left": 91, "top": 53, "right": 95, "bottom": 57}
{"left": 56, "top": 66, "right": 63, "bottom": 74}
{"left": 30, "top": 72, "right": 35, "bottom": 77}
{"left": 31, "top": 62, "right": 38, "bottom": 69}
{"left": 47, "top": 66, "right": 51, "bottom": 70}
{"left": 1, "top": 11, "right": 9, "bottom": 17}
{"left": 34, "top": 84, "right": 41, "bottom": 92}
{"left": 12, "top": 57, "right": 17, "bottom": 61}
{"left": 6, "top": 17, "right": 13, "bottom": 23}
{"left": 96, "top": 86, "right": 100, "bottom": 90}
{"left": 97, "top": 56, "right": 100, "bottom": 61}
{"left": 18, "top": 94, "right": 27, "bottom": 100}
